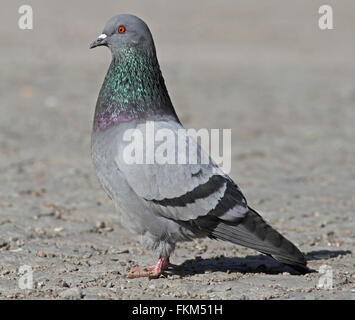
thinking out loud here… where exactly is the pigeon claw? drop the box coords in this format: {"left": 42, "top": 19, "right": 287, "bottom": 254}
{"left": 129, "top": 265, "right": 156, "bottom": 273}
{"left": 148, "top": 271, "right": 168, "bottom": 280}
{"left": 126, "top": 266, "right": 166, "bottom": 279}
{"left": 126, "top": 257, "right": 180, "bottom": 279}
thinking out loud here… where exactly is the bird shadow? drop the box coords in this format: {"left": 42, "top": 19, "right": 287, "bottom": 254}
{"left": 169, "top": 249, "right": 352, "bottom": 277}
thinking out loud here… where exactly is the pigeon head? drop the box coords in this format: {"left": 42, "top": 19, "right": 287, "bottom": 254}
{"left": 91, "top": 14, "right": 179, "bottom": 131}
{"left": 90, "top": 14, "right": 155, "bottom": 56}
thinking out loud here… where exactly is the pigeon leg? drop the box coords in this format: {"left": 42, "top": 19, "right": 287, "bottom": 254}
{"left": 126, "top": 257, "right": 180, "bottom": 279}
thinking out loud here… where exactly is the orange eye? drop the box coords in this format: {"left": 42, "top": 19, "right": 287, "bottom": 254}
{"left": 118, "top": 25, "right": 126, "bottom": 34}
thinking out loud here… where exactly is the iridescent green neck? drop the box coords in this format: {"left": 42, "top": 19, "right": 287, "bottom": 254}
{"left": 94, "top": 44, "right": 177, "bottom": 131}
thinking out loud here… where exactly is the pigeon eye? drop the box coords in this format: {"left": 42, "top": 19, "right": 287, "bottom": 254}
{"left": 118, "top": 25, "right": 126, "bottom": 34}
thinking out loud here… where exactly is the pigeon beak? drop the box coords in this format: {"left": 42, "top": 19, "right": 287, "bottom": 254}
{"left": 90, "top": 34, "right": 108, "bottom": 49}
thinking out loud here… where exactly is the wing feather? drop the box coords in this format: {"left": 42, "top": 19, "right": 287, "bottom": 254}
{"left": 115, "top": 120, "right": 248, "bottom": 221}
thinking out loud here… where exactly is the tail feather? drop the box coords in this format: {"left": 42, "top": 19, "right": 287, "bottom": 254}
{"left": 211, "top": 207, "right": 307, "bottom": 272}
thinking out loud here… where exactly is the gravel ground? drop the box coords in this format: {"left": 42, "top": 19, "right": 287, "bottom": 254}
{"left": 0, "top": 0, "right": 354, "bottom": 299}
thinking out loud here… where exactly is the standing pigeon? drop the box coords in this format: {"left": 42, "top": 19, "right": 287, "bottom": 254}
{"left": 90, "top": 14, "right": 307, "bottom": 278}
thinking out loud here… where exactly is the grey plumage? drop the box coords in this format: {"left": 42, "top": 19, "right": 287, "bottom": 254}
{"left": 90, "top": 14, "right": 308, "bottom": 275}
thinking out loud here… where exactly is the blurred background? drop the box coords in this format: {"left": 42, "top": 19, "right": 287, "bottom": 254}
{"left": 0, "top": 0, "right": 354, "bottom": 299}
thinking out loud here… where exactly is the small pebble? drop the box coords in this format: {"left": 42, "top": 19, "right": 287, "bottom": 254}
{"left": 96, "top": 221, "right": 106, "bottom": 229}
{"left": 37, "top": 250, "right": 47, "bottom": 258}
{"left": 59, "top": 287, "right": 84, "bottom": 299}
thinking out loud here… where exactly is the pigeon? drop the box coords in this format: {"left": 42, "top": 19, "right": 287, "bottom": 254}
{"left": 90, "top": 14, "right": 308, "bottom": 278}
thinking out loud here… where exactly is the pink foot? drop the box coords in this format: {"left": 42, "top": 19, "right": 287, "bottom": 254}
{"left": 126, "top": 257, "right": 180, "bottom": 279}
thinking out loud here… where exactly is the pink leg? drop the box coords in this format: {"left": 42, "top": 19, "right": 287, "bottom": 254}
{"left": 126, "top": 257, "right": 180, "bottom": 279}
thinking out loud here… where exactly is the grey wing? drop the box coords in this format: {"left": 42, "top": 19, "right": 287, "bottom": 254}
{"left": 148, "top": 172, "right": 249, "bottom": 223}
{"left": 114, "top": 120, "right": 248, "bottom": 222}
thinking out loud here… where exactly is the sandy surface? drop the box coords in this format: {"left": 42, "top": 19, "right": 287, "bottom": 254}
{"left": 0, "top": 0, "right": 354, "bottom": 299}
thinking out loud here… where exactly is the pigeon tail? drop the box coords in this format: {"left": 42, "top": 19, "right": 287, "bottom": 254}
{"left": 211, "top": 207, "right": 308, "bottom": 273}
